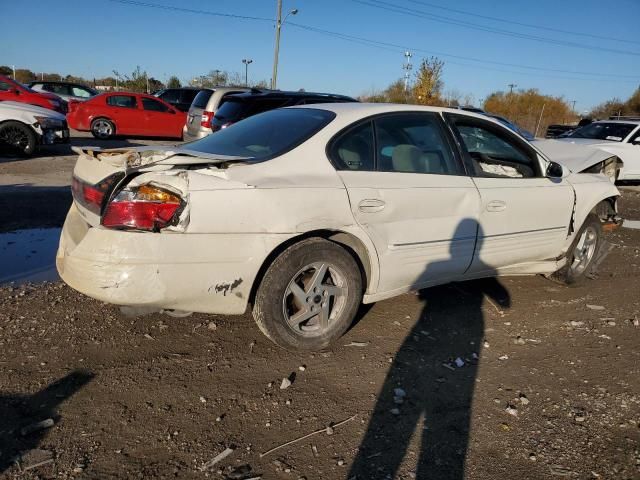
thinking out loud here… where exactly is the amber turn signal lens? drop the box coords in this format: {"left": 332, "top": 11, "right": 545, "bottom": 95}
{"left": 136, "top": 185, "right": 181, "bottom": 203}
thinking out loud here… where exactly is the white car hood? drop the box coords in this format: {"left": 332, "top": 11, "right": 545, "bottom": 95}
{"left": 0, "top": 101, "right": 66, "bottom": 120}
{"left": 554, "top": 138, "right": 617, "bottom": 147}
{"left": 533, "top": 139, "right": 614, "bottom": 172}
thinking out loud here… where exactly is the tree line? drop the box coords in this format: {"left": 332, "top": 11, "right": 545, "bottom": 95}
{"left": 0, "top": 66, "right": 268, "bottom": 93}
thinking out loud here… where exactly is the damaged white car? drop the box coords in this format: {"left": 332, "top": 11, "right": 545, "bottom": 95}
{"left": 57, "top": 104, "right": 621, "bottom": 350}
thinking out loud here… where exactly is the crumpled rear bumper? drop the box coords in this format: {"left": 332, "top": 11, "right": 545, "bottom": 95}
{"left": 56, "top": 204, "right": 287, "bottom": 314}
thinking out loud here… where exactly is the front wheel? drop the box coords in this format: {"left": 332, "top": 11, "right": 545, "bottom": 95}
{"left": 253, "top": 238, "right": 363, "bottom": 351}
{"left": 554, "top": 213, "right": 603, "bottom": 284}
{"left": 0, "top": 121, "right": 37, "bottom": 156}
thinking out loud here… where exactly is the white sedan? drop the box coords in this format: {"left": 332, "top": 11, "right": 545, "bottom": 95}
{"left": 57, "top": 104, "right": 621, "bottom": 350}
{"left": 556, "top": 120, "right": 640, "bottom": 181}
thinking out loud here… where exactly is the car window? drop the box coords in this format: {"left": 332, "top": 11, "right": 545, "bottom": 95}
{"left": 186, "top": 108, "right": 336, "bottom": 161}
{"left": 106, "top": 95, "right": 137, "bottom": 108}
{"left": 452, "top": 117, "right": 538, "bottom": 178}
{"left": 180, "top": 89, "right": 199, "bottom": 104}
{"left": 46, "top": 84, "right": 71, "bottom": 96}
{"left": 214, "top": 99, "right": 247, "bottom": 121}
{"left": 192, "top": 89, "right": 213, "bottom": 109}
{"left": 71, "top": 86, "right": 92, "bottom": 98}
{"left": 159, "top": 89, "right": 180, "bottom": 103}
{"left": 246, "top": 98, "right": 290, "bottom": 117}
{"left": 375, "top": 113, "right": 460, "bottom": 175}
{"left": 0, "top": 81, "right": 13, "bottom": 91}
{"left": 331, "top": 122, "right": 375, "bottom": 171}
{"left": 627, "top": 127, "right": 640, "bottom": 144}
{"left": 142, "top": 97, "right": 171, "bottom": 112}
{"left": 569, "top": 122, "right": 636, "bottom": 142}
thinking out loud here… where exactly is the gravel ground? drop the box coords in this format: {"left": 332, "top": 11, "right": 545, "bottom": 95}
{"left": 0, "top": 136, "right": 639, "bottom": 479}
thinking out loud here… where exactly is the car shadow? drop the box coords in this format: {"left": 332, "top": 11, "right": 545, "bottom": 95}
{"left": 0, "top": 184, "right": 71, "bottom": 232}
{"left": 0, "top": 370, "right": 94, "bottom": 474}
{"left": 348, "top": 219, "right": 511, "bottom": 479}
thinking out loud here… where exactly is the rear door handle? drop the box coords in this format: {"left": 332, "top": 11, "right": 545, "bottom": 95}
{"left": 486, "top": 200, "right": 507, "bottom": 212}
{"left": 358, "top": 199, "right": 386, "bottom": 213}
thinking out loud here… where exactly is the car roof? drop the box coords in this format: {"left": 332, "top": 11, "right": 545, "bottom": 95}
{"left": 227, "top": 89, "right": 357, "bottom": 102}
{"left": 293, "top": 102, "right": 494, "bottom": 118}
{"left": 592, "top": 119, "right": 640, "bottom": 125}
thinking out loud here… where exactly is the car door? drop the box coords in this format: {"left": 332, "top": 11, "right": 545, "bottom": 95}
{"left": 621, "top": 127, "right": 640, "bottom": 179}
{"left": 331, "top": 112, "right": 481, "bottom": 294}
{"left": 104, "top": 94, "right": 142, "bottom": 135}
{"left": 141, "top": 97, "right": 180, "bottom": 136}
{"left": 445, "top": 113, "right": 574, "bottom": 274}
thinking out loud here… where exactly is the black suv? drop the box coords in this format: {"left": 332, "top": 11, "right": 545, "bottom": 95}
{"left": 210, "top": 90, "right": 357, "bottom": 132}
{"left": 154, "top": 87, "right": 203, "bottom": 112}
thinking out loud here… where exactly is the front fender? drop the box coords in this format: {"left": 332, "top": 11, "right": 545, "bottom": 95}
{"left": 562, "top": 173, "right": 620, "bottom": 252}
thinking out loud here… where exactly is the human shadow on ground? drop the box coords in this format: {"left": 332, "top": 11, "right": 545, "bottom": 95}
{"left": 0, "top": 370, "right": 94, "bottom": 473}
{"left": 349, "top": 219, "right": 511, "bottom": 479}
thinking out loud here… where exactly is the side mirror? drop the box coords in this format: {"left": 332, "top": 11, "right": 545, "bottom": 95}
{"left": 11, "top": 88, "right": 20, "bottom": 95}
{"left": 546, "top": 161, "right": 564, "bottom": 178}
{"left": 633, "top": 138, "right": 640, "bottom": 145}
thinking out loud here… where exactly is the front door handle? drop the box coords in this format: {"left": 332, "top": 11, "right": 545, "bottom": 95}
{"left": 359, "top": 199, "right": 386, "bottom": 213}
{"left": 486, "top": 200, "right": 507, "bottom": 212}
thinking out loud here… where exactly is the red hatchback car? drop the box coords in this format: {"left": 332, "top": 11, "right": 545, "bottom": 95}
{"left": 0, "top": 75, "right": 66, "bottom": 114}
{"left": 67, "top": 92, "right": 186, "bottom": 139}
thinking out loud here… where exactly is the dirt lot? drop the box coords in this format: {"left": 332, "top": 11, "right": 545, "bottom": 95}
{"left": 0, "top": 137, "right": 639, "bottom": 479}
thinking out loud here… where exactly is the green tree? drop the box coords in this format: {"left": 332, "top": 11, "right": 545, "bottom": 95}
{"left": 167, "top": 76, "right": 181, "bottom": 88}
{"left": 0, "top": 66, "right": 12, "bottom": 76}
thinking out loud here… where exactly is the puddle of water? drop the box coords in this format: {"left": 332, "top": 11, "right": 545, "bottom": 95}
{"left": 623, "top": 220, "right": 640, "bottom": 230}
{"left": 0, "top": 228, "right": 61, "bottom": 284}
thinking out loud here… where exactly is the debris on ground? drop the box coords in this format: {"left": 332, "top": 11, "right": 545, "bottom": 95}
{"left": 16, "top": 448, "right": 54, "bottom": 471}
{"left": 344, "top": 341, "right": 368, "bottom": 347}
{"left": 20, "top": 418, "right": 54, "bottom": 436}
{"left": 201, "top": 446, "right": 235, "bottom": 471}
{"left": 586, "top": 304, "right": 605, "bottom": 311}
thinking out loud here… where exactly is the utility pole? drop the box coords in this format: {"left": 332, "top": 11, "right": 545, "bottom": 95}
{"left": 403, "top": 51, "right": 413, "bottom": 93}
{"left": 11, "top": 65, "right": 15, "bottom": 80}
{"left": 242, "top": 59, "right": 253, "bottom": 86}
{"left": 570, "top": 100, "right": 577, "bottom": 112}
{"left": 271, "top": 1, "right": 298, "bottom": 89}
{"left": 272, "top": 0, "right": 283, "bottom": 90}
{"left": 508, "top": 83, "right": 517, "bottom": 94}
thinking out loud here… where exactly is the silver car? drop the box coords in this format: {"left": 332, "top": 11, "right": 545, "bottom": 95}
{"left": 28, "top": 81, "right": 98, "bottom": 103}
{"left": 183, "top": 86, "right": 249, "bottom": 141}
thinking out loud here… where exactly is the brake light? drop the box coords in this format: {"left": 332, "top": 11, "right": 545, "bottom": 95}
{"left": 102, "top": 184, "right": 182, "bottom": 231}
{"left": 72, "top": 174, "right": 122, "bottom": 215}
{"left": 200, "top": 110, "right": 214, "bottom": 128}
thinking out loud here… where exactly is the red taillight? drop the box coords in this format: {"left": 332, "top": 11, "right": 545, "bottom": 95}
{"left": 102, "top": 184, "right": 182, "bottom": 231}
{"left": 72, "top": 175, "right": 121, "bottom": 215}
{"left": 200, "top": 110, "right": 214, "bottom": 128}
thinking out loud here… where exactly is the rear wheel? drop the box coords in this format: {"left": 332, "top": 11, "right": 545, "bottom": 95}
{"left": 91, "top": 118, "right": 115, "bottom": 139}
{"left": 554, "top": 213, "right": 602, "bottom": 284}
{"left": 0, "top": 121, "right": 37, "bottom": 156}
{"left": 253, "top": 238, "right": 363, "bottom": 351}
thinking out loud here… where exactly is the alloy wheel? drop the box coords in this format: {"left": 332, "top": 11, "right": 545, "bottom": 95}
{"left": 570, "top": 225, "right": 598, "bottom": 276}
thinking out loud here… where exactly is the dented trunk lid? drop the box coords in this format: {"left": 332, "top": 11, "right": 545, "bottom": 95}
{"left": 71, "top": 146, "right": 249, "bottom": 227}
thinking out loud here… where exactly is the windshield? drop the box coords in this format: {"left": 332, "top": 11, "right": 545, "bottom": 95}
{"left": 214, "top": 99, "right": 246, "bottom": 121}
{"left": 568, "top": 122, "right": 637, "bottom": 142}
{"left": 185, "top": 108, "right": 336, "bottom": 160}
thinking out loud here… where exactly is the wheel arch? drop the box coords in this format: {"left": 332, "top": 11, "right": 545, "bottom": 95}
{"left": 248, "top": 228, "right": 379, "bottom": 307}
{"left": 564, "top": 190, "right": 620, "bottom": 253}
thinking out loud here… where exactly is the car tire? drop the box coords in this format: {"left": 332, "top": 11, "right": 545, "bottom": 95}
{"left": 554, "top": 213, "right": 603, "bottom": 285}
{"left": 90, "top": 118, "right": 115, "bottom": 139}
{"left": 0, "top": 121, "right": 37, "bottom": 156}
{"left": 253, "top": 238, "right": 363, "bottom": 351}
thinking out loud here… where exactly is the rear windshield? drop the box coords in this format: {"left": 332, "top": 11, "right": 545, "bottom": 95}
{"left": 214, "top": 99, "right": 247, "bottom": 121}
{"left": 568, "top": 122, "right": 637, "bottom": 142}
{"left": 192, "top": 89, "right": 213, "bottom": 109}
{"left": 185, "top": 108, "right": 336, "bottom": 161}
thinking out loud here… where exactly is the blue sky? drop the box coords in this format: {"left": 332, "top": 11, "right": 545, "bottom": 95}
{"left": 2, "top": 0, "right": 639, "bottom": 112}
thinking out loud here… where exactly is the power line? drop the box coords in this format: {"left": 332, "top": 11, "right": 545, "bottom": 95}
{"left": 405, "top": 0, "right": 640, "bottom": 46}
{"left": 350, "top": 0, "right": 640, "bottom": 57}
{"left": 107, "top": 0, "right": 273, "bottom": 22}
{"left": 287, "top": 21, "right": 638, "bottom": 81}
{"left": 103, "top": 0, "right": 639, "bottom": 83}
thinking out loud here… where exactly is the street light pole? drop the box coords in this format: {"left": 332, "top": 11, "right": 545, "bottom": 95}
{"left": 242, "top": 59, "right": 253, "bottom": 87}
{"left": 271, "top": 2, "right": 298, "bottom": 89}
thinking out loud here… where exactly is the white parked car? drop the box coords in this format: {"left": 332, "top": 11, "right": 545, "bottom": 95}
{"left": 0, "top": 100, "right": 69, "bottom": 156}
{"left": 555, "top": 120, "right": 640, "bottom": 181}
{"left": 57, "top": 104, "right": 621, "bottom": 350}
